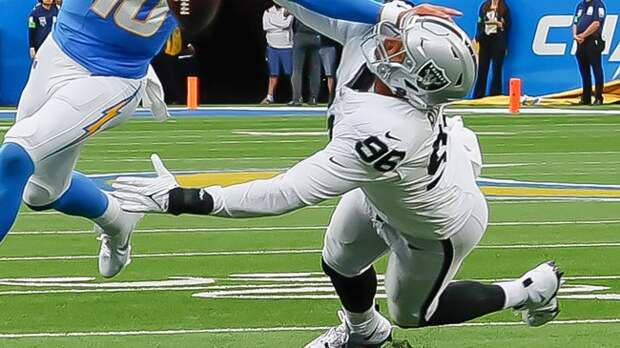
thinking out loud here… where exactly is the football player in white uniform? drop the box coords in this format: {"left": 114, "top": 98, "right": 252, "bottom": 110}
{"left": 111, "top": 2, "right": 563, "bottom": 347}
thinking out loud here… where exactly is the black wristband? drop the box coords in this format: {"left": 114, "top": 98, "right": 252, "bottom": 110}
{"left": 168, "top": 187, "right": 214, "bottom": 216}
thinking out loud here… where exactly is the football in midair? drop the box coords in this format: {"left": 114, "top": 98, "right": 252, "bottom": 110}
{"left": 166, "top": 0, "right": 221, "bottom": 33}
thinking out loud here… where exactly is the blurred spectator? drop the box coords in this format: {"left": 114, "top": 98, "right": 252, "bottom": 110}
{"left": 473, "top": 0, "right": 510, "bottom": 99}
{"left": 290, "top": 20, "right": 321, "bottom": 106}
{"left": 152, "top": 27, "right": 198, "bottom": 105}
{"left": 261, "top": 3, "right": 294, "bottom": 105}
{"left": 28, "top": 0, "right": 59, "bottom": 59}
{"left": 573, "top": 0, "right": 606, "bottom": 105}
{"left": 319, "top": 36, "right": 339, "bottom": 104}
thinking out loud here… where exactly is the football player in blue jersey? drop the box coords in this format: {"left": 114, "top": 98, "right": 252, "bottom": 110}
{"left": 0, "top": 0, "right": 459, "bottom": 278}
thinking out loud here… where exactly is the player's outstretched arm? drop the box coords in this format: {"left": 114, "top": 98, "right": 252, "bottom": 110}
{"left": 284, "top": 0, "right": 462, "bottom": 25}
{"left": 112, "top": 144, "right": 375, "bottom": 218}
{"left": 275, "top": 0, "right": 374, "bottom": 44}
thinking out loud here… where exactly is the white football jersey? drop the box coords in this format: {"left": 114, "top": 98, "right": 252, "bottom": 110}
{"left": 205, "top": 1, "right": 482, "bottom": 239}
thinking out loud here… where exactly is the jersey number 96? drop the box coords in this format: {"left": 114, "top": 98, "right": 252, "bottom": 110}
{"left": 355, "top": 136, "right": 405, "bottom": 173}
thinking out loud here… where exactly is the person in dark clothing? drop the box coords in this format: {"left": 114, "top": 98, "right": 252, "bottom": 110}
{"left": 574, "top": 0, "right": 606, "bottom": 105}
{"left": 152, "top": 27, "right": 198, "bottom": 105}
{"left": 472, "top": 0, "right": 510, "bottom": 99}
{"left": 290, "top": 20, "right": 322, "bottom": 106}
{"left": 28, "top": 0, "right": 59, "bottom": 59}
{"left": 319, "top": 36, "right": 340, "bottom": 104}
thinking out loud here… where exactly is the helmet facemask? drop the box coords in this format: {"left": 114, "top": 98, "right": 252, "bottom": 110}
{"left": 362, "top": 16, "right": 478, "bottom": 110}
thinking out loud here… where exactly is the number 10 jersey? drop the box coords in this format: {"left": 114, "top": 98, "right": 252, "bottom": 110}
{"left": 53, "top": 0, "right": 177, "bottom": 79}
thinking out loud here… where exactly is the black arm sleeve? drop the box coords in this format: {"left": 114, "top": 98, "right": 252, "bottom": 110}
{"left": 168, "top": 187, "right": 214, "bottom": 216}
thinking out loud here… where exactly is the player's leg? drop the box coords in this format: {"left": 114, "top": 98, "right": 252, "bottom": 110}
{"left": 384, "top": 193, "right": 562, "bottom": 328}
{"left": 0, "top": 143, "right": 35, "bottom": 241}
{"left": 0, "top": 36, "right": 65, "bottom": 241}
{"left": 306, "top": 189, "right": 392, "bottom": 348}
{"left": 382, "top": 196, "right": 501, "bottom": 327}
{"left": 24, "top": 144, "right": 141, "bottom": 278}
{"left": 6, "top": 66, "right": 143, "bottom": 276}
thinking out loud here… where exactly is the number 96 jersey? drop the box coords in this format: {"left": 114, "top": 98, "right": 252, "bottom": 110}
{"left": 54, "top": 0, "right": 177, "bottom": 79}
{"left": 326, "top": 89, "right": 483, "bottom": 240}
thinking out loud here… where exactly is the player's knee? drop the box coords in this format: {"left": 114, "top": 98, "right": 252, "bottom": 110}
{"left": 22, "top": 181, "right": 58, "bottom": 208}
{"left": 0, "top": 143, "right": 35, "bottom": 176}
{"left": 321, "top": 247, "right": 366, "bottom": 278}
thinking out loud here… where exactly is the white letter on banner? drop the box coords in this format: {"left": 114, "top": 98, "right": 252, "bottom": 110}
{"left": 533, "top": 15, "right": 573, "bottom": 55}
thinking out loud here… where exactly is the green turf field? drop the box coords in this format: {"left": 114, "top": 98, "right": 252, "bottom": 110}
{"left": 0, "top": 111, "right": 619, "bottom": 347}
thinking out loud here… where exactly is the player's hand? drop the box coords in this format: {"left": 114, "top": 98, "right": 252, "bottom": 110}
{"left": 111, "top": 154, "right": 179, "bottom": 213}
{"left": 575, "top": 34, "right": 585, "bottom": 44}
{"left": 399, "top": 4, "right": 462, "bottom": 26}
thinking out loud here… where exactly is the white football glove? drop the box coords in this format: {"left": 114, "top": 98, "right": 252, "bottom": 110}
{"left": 111, "top": 154, "right": 179, "bottom": 213}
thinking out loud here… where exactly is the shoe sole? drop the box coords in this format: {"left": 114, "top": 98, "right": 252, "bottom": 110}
{"left": 345, "top": 331, "right": 392, "bottom": 348}
{"left": 523, "top": 260, "right": 564, "bottom": 327}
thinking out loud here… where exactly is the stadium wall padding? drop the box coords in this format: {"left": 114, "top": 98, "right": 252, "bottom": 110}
{"left": 1, "top": 0, "right": 620, "bottom": 105}
{"left": 434, "top": 0, "right": 620, "bottom": 97}
{"left": 0, "top": 0, "right": 36, "bottom": 106}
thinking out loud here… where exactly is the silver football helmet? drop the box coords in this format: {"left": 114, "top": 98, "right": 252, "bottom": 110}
{"left": 361, "top": 15, "right": 478, "bottom": 109}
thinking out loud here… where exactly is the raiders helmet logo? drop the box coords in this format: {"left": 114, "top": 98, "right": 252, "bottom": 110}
{"left": 415, "top": 60, "right": 451, "bottom": 92}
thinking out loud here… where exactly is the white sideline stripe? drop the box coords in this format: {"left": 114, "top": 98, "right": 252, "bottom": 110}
{"left": 449, "top": 108, "right": 620, "bottom": 115}
{"left": 234, "top": 131, "right": 326, "bottom": 136}
{"left": 1, "top": 319, "right": 620, "bottom": 339}
{"left": 3, "top": 241, "right": 620, "bottom": 262}
{"left": 11, "top": 220, "right": 620, "bottom": 235}
{"left": 77, "top": 157, "right": 303, "bottom": 163}
{"left": 11, "top": 226, "right": 327, "bottom": 235}
{"left": 19, "top": 200, "right": 615, "bottom": 216}
{"left": 491, "top": 220, "right": 620, "bottom": 226}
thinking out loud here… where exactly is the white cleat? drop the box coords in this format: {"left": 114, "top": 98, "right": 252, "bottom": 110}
{"left": 516, "top": 260, "right": 564, "bottom": 327}
{"left": 96, "top": 212, "right": 142, "bottom": 278}
{"left": 305, "top": 311, "right": 392, "bottom": 348}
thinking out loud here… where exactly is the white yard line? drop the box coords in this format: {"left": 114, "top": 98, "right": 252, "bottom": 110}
{"left": 10, "top": 220, "right": 620, "bottom": 235}
{"left": 77, "top": 157, "right": 303, "bottom": 162}
{"left": 1, "top": 319, "right": 619, "bottom": 339}
{"left": 2, "top": 240, "right": 620, "bottom": 262}
{"left": 11, "top": 226, "right": 326, "bottom": 235}
{"left": 20, "top": 199, "right": 617, "bottom": 216}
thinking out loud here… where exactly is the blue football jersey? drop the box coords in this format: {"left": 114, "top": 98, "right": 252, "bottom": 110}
{"left": 53, "top": 0, "right": 177, "bottom": 79}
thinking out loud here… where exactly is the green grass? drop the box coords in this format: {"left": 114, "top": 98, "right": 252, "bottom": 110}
{"left": 0, "top": 111, "right": 619, "bottom": 347}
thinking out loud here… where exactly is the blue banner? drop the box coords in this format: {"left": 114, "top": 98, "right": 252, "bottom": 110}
{"left": 0, "top": 0, "right": 36, "bottom": 106}
{"left": 431, "top": 0, "right": 619, "bottom": 96}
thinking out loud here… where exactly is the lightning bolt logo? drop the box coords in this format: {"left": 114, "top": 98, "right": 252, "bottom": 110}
{"left": 42, "top": 90, "right": 139, "bottom": 160}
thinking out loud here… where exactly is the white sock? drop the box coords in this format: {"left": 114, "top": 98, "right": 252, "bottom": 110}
{"left": 266, "top": 95, "right": 274, "bottom": 102}
{"left": 495, "top": 280, "right": 528, "bottom": 309}
{"left": 345, "top": 306, "right": 379, "bottom": 335}
{"left": 93, "top": 194, "right": 123, "bottom": 234}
